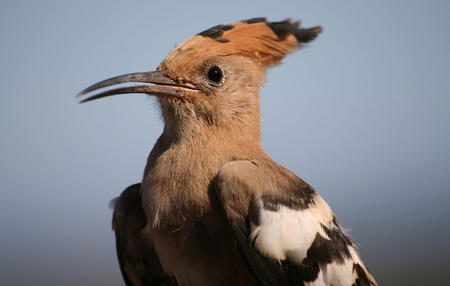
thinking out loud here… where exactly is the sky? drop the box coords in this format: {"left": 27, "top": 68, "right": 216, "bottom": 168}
{"left": 1, "top": 0, "right": 449, "bottom": 285}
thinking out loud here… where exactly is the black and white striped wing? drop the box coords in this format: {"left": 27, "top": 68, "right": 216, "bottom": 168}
{"left": 216, "top": 159, "right": 377, "bottom": 286}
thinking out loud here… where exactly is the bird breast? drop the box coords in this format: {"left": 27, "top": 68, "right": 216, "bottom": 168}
{"left": 141, "top": 127, "right": 264, "bottom": 228}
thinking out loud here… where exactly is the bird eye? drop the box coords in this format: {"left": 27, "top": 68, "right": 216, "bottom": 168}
{"left": 206, "top": 66, "right": 223, "bottom": 83}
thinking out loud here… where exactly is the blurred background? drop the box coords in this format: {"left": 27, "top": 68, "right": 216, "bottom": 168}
{"left": 1, "top": 0, "right": 449, "bottom": 285}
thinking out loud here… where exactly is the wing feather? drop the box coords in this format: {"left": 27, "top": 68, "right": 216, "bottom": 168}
{"left": 216, "top": 159, "right": 377, "bottom": 286}
{"left": 111, "top": 183, "right": 176, "bottom": 286}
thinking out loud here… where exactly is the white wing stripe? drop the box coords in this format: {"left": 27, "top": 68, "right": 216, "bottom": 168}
{"left": 250, "top": 196, "right": 334, "bottom": 263}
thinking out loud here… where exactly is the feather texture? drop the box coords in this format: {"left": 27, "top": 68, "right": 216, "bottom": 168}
{"left": 161, "top": 18, "right": 322, "bottom": 79}
{"left": 216, "top": 159, "right": 377, "bottom": 286}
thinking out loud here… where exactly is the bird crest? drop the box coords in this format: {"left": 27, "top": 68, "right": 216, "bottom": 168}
{"left": 162, "top": 18, "right": 322, "bottom": 71}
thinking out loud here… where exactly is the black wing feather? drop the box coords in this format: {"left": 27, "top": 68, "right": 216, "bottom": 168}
{"left": 225, "top": 211, "right": 290, "bottom": 286}
{"left": 112, "top": 183, "right": 176, "bottom": 286}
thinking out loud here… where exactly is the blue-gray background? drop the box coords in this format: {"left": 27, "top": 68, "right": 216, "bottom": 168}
{"left": 1, "top": 0, "right": 449, "bottom": 285}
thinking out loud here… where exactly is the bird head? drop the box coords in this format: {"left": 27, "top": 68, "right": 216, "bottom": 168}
{"left": 78, "top": 18, "right": 321, "bottom": 138}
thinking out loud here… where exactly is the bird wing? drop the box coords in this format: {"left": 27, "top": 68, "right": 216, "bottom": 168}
{"left": 111, "top": 183, "right": 177, "bottom": 286}
{"left": 215, "top": 159, "right": 377, "bottom": 286}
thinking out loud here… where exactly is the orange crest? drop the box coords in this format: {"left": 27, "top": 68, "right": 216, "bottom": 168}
{"left": 163, "top": 18, "right": 322, "bottom": 71}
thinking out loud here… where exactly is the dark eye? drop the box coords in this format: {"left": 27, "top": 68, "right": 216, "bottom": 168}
{"left": 206, "top": 66, "right": 223, "bottom": 83}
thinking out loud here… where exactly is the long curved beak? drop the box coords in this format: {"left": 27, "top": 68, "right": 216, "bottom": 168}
{"left": 77, "top": 70, "right": 198, "bottom": 103}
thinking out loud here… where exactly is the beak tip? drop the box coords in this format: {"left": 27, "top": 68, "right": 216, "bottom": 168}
{"left": 76, "top": 89, "right": 89, "bottom": 98}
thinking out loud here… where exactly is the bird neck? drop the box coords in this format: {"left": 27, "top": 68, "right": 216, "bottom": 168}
{"left": 162, "top": 119, "right": 262, "bottom": 145}
{"left": 143, "top": 113, "right": 266, "bottom": 185}
{"left": 141, "top": 117, "right": 266, "bottom": 227}
{"left": 159, "top": 98, "right": 263, "bottom": 145}
{"left": 161, "top": 119, "right": 263, "bottom": 154}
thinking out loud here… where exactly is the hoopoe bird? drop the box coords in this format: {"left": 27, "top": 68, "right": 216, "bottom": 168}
{"left": 78, "top": 18, "right": 378, "bottom": 286}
